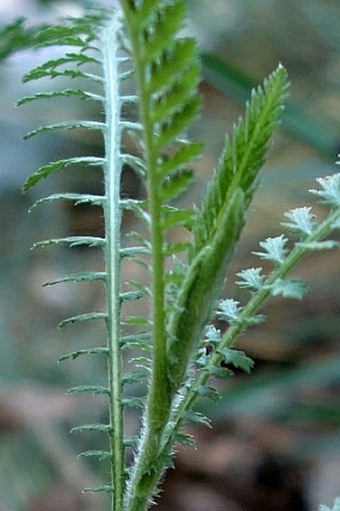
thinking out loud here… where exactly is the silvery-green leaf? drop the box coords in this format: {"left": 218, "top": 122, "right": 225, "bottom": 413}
{"left": 252, "top": 235, "right": 288, "bottom": 264}
{"left": 282, "top": 206, "right": 315, "bottom": 235}
{"left": 268, "top": 278, "right": 308, "bottom": 300}
{"left": 236, "top": 267, "right": 265, "bottom": 290}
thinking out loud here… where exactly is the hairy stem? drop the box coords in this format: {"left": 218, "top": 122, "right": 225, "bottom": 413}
{"left": 162, "top": 205, "right": 340, "bottom": 449}
{"left": 102, "top": 14, "right": 125, "bottom": 509}
{"left": 119, "top": 3, "right": 173, "bottom": 509}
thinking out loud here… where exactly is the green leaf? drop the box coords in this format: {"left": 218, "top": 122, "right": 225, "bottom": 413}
{"left": 119, "top": 290, "right": 147, "bottom": 302}
{"left": 282, "top": 207, "right": 315, "bottom": 236}
{"left": 150, "top": 65, "right": 200, "bottom": 123}
{"left": 148, "top": 39, "right": 198, "bottom": 95}
{"left": 142, "top": 1, "right": 186, "bottom": 63}
{"left": 129, "top": 2, "right": 159, "bottom": 30}
{"left": 252, "top": 235, "right": 288, "bottom": 265}
{"left": 122, "top": 315, "right": 151, "bottom": 326}
{"left": 216, "top": 299, "right": 242, "bottom": 323}
{"left": 121, "top": 154, "right": 146, "bottom": 179}
{"left": 121, "top": 332, "right": 152, "bottom": 350}
{"left": 131, "top": 356, "right": 152, "bottom": 369}
{"left": 22, "top": 53, "right": 100, "bottom": 82}
{"left": 197, "top": 384, "right": 220, "bottom": 402}
{"left": 24, "top": 66, "right": 102, "bottom": 83}
{"left": 77, "top": 450, "right": 112, "bottom": 461}
{"left": 129, "top": 280, "right": 151, "bottom": 293}
{"left": 23, "top": 156, "right": 104, "bottom": 191}
{"left": 163, "top": 241, "right": 191, "bottom": 257}
{"left": 207, "top": 364, "right": 233, "bottom": 378}
{"left": 193, "top": 64, "right": 289, "bottom": 255}
{"left": 120, "top": 246, "right": 150, "bottom": 258}
{"left": 71, "top": 423, "right": 112, "bottom": 434}
{"left": 122, "top": 369, "right": 150, "bottom": 384}
{"left": 122, "top": 396, "right": 146, "bottom": 409}
{"left": 67, "top": 385, "right": 110, "bottom": 395}
{"left": 30, "top": 193, "right": 105, "bottom": 211}
{"left": 124, "top": 437, "right": 139, "bottom": 448}
{"left": 220, "top": 348, "right": 254, "bottom": 373}
{"left": 182, "top": 410, "right": 211, "bottom": 428}
{"left": 23, "top": 120, "right": 105, "bottom": 140}
{"left": 160, "top": 169, "right": 194, "bottom": 202}
{"left": 204, "top": 325, "right": 222, "bottom": 343}
{"left": 32, "top": 21, "right": 97, "bottom": 47}
{"left": 120, "top": 200, "right": 150, "bottom": 225}
{"left": 155, "top": 96, "right": 201, "bottom": 152}
{"left": 309, "top": 173, "right": 340, "bottom": 208}
{"left": 43, "top": 271, "right": 106, "bottom": 286}
{"left": 58, "top": 347, "right": 109, "bottom": 362}
{"left": 83, "top": 485, "right": 113, "bottom": 493}
{"left": 167, "top": 189, "right": 245, "bottom": 391}
{"left": 33, "top": 236, "right": 106, "bottom": 250}
{"left": 158, "top": 140, "right": 204, "bottom": 178}
{"left": 17, "top": 89, "right": 104, "bottom": 106}
{"left": 173, "top": 432, "right": 195, "bottom": 448}
{"left": 59, "top": 312, "right": 107, "bottom": 328}
{"left": 160, "top": 206, "right": 194, "bottom": 231}
{"left": 268, "top": 278, "right": 308, "bottom": 300}
{"left": 120, "top": 120, "right": 143, "bottom": 133}
{"left": 236, "top": 267, "right": 265, "bottom": 291}
{"left": 0, "top": 18, "right": 42, "bottom": 61}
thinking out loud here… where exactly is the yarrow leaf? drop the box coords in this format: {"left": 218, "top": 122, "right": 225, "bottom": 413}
{"left": 23, "top": 157, "right": 104, "bottom": 191}
{"left": 220, "top": 348, "right": 254, "bottom": 373}
{"left": 309, "top": 173, "right": 340, "bottom": 208}
{"left": 268, "top": 278, "right": 308, "bottom": 300}
{"left": 43, "top": 272, "right": 106, "bottom": 286}
{"left": 236, "top": 267, "right": 265, "bottom": 291}
{"left": 58, "top": 347, "right": 109, "bottom": 362}
{"left": 67, "top": 385, "right": 110, "bottom": 395}
{"left": 217, "top": 299, "right": 242, "bottom": 323}
{"left": 78, "top": 450, "right": 112, "bottom": 461}
{"left": 252, "top": 235, "right": 288, "bottom": 264}
{"left": 193, "top": 64, "right": 289, "bottom": 256}
{"left": 32, "top": 236, "right": 106, "bottom": 250}
{"left": 21, "top": 4, "right": 339, "bottom": 511}
{"left": 59, "top": 312, "right": 108, "bottom": 328}
{"left": 282, "top": 206, "right": 315, "bottom": 236}
{"left": 82, "top": 484, "right": 113, "bottom": 494}
{"left": 204, "top": 325, "right": 222, "bottom": 343}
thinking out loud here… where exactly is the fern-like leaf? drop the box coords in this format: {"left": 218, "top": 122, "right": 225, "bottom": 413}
{"left": 193, "top": 64, "right": 289, "bottom": 256}
{"left": 21, "top": 3, "right": 324, "bottom": 511}
{"left": 20, "top": 10, "right": 136, "bottom": 509}
{"left": 23, "top": 157, "right": 104, "bottom": 191}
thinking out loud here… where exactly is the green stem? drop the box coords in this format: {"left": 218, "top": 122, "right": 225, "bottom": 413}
{"left": 119, "top": 0, "right": 170, "bottom": 428}
{"left": 119, "top": 4, "right": 172, "bottom": 510}
{"left": 141, "top": 70, "right": 170, "bottom": 426}
{"left": 102, "top": 15, "right": 125, "bottom": 510}
{"left": 161, "top": 206, "right": 340, "bottom": 451}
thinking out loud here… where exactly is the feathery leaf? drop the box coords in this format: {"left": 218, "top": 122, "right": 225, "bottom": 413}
{"left": 59, "top": 312, "right": 107, "bottom": 328}
{"left": 193, "top": 64, "right": 289, "bottom": 256}
{"left": 24, "top": 156, "right": 104, "bottom": 191}
{"left": 23, "top": 120, "right": 106, "bottom": 140}
{"left": 33, "top": 236, "right": 106, "bottom": 250}
{"left": 43, "top": 272, "right": 106, "bottom": 286}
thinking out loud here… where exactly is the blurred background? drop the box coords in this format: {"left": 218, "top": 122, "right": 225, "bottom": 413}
{"left": 0, "top": 0, "right": 339, "bottom": 510}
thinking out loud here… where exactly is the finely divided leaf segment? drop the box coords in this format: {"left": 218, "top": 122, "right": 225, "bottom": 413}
{"left": 20, "top": 2, "right": 340, "bottom": 510}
